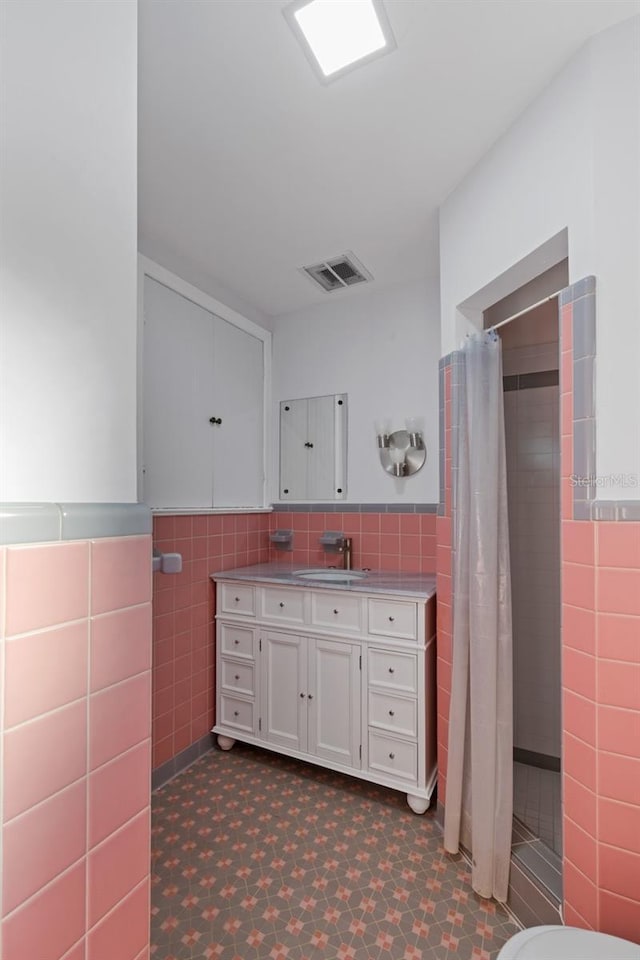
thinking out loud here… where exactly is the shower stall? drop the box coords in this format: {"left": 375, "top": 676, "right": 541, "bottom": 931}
{"left": 497, "top": 296, "right": 563, "bottom": 905}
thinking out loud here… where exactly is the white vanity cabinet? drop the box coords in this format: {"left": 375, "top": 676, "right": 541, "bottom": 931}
{"left": 213, "top": 577, "right": 437, "bottom": 814}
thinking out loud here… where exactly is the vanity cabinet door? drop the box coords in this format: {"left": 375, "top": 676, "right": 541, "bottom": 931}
{"left": 261, "top": 631, "right": 307, "bottom": 753}
{"left": 260, "top": 632, "right": 361, "bottom": 771}
{"left": 307, "top": 638, "right": 361, "bottom": 769}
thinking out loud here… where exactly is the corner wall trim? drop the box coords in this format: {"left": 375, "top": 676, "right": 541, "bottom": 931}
{"left": 152, "top": 733, "right": 214, "bottom": 791}
{"left": 0, "top": 502, "right": 152, "bottom": 545}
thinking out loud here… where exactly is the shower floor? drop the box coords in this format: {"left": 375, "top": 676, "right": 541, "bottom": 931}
{"left": 513, "top": 761, "right": 562, "bottom": 856}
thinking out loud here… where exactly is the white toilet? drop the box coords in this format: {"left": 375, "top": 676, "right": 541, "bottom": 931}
{"left": 497, "top": 925, "right": 640, "bottom": 959}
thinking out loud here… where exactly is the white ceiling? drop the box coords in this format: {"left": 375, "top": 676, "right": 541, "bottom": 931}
{"left": 138, "top": 0, "right": 639, "bottom": 318}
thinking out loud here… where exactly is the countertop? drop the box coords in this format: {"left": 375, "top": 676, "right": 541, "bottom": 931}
{"left": 211, "top": 562, "right": 436, "bottom": 599}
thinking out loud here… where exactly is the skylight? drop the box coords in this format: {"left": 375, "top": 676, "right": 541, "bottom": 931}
{"left": 284, "top": 0, "right": 396, "bottom": 84}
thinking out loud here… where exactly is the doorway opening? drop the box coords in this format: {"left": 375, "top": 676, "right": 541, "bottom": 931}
{"left": 490, "top": 294, "right": 563, "bottom": 908}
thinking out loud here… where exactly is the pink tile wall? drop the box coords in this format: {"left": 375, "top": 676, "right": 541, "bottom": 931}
{"left": 152, "top": 513, "right": 271, "bottom": 769}
{"left": 151, "top": 510, "right": 437, "bottom": 771}
{"left": 0, "top": 535, "right": 152, "bottom": 960}
{"left": 561, "top": 300, "right": 640, "bottom": 940}
{"left": 269, "top": 511, "right": 437, "bottom": 574}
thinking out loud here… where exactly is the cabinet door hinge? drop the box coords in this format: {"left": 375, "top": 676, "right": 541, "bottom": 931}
{"left": 359, "top": 654, "right": 362, "bottom": 671}
{"left": 259, "top": 638, "right": 262, "bottom": 652}
{"left": 359, "top": 744, "right": 362, "bottom": 759}
{"left": 258, "top": 717, "right": 262, "bottom": 732}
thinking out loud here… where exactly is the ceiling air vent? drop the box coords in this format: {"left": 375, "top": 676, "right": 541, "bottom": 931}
{"left": 302, "top": 252, "right": 373, "bottom": 292}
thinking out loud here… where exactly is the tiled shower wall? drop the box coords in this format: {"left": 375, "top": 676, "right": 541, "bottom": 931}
{"left": 151, "top": 509, "right": 437, "bottom": 775}
{"left": 504, "top": 378, "right": 561, "bottom": 759}
{"left": 0, "top": 533, "right": 152, "bottom": 960}
{"left": 436, "top": 278, "right": 640, "bottom": 941}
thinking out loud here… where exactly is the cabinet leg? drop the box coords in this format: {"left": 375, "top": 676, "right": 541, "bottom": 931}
{"left": 217, "top": 734, "right": 236, "bottom": 751}
{"left": 406, "top": 793, "right": 429, "bottom": 815}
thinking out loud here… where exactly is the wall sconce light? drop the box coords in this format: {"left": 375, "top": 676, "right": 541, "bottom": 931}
{"left": 375, "top": 418, "right": 426, "bottom": 477}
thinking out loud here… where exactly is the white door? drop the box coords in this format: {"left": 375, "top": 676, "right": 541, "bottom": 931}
{"left": 142, "top": 276, "right": 215, "bottom": 508}
{"left": 262, "top": 631, "right": 307, "bottom": 752}
{"left": 279, "top": 398, "right": 308, "bottom": 500}
{"left": 308, "top": 638, "right": 361, "bottom": 769}
{"left": 307, "top": 395, "right": 336, "bottom": 500}
{"left": 212, "top": 317, "right": 264, "bottom": 507}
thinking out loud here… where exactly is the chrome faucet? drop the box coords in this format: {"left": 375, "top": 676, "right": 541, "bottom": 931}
{"left": 338, "top": 537, "right": 353, "bottom": 570}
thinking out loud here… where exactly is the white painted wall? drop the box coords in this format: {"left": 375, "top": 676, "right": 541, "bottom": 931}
{"left": 440, "top": 16, "right": 640, "bottom": 500}
{"left": 0, "top": 1, "right": 138, "bottom": 502}
{"left": 271, "top": 280, "right": 441, "bottom": 503}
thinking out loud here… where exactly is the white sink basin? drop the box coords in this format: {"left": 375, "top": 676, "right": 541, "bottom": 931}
{"left": 293, "top": 569, "right": 368, "bottom": 583}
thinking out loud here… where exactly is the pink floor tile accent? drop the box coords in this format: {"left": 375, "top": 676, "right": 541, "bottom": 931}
{"left": 4, "top": 621, "right": 88, "bottom": 727}
{"left": 5, "top": 541, "right": 89, "bottom": 636}
{"left": 3, "top": 780, "right": 86, "bottom": 914}
{"left": 1, "top": 533, "right": 152, "bottom": 960}
{"left": 90, "top": 604, "right": 152, "bottom": 692}
{"left": 91, "top": 536, "right": 152, "bottom": 615}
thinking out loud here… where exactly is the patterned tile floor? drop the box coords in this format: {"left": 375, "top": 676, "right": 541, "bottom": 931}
{"left": 151, "top": 744, "right": 520, "bottom": 960}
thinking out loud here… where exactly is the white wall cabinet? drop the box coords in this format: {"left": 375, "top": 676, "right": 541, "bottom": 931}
{"left": 279, "top": 394, "right": 347, "bottom": 500}
{"left": 214, "top": 578, "right": 437, "bottom": 813}
{"left": 141, "top": 269, "right": 267, "bottom": 509}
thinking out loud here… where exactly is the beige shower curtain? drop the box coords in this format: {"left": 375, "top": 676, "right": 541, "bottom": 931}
{"left": 443, "top": 332, "right": 513, "bottom": 902}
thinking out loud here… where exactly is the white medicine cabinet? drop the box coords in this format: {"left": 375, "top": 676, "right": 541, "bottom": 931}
{"left": 279, "top": 393, "right": 347, "bottom": 501}
{"left": 139, "top": 259, "right": 270, "bottom": 510}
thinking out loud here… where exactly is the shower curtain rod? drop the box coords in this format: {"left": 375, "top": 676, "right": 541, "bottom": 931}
{"left": 488, "top": 288, "right": 565, "bottom": 332}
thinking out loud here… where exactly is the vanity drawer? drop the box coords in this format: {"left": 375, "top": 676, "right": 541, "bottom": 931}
{"left": 261, "top": 586, "right": 305, "bottom": 625}
{"left": 221, "top": 658, "right": 255, "bottom": 698}
{"left": 220, "top": 583, "right": 256, "bottom": 617}
{"left": 368, "top": 731, "right": 417, "bottom": 783}
{"left": 310, "top": 592, "right": 361, "bottom": 632}
{"left": 368, "top": 648, "right": 417, "bottom": 694}
{"left": 368, "top": 598, "right": 417, "bottom": 641}
{"left": 368, "top": 690, "right": 417, "bottom": 738}
{"left": 220, "top": 694, "right": 254, "bottom": 733}
{"left": 219, "top": 623, "right": 255, "bottom": 660}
